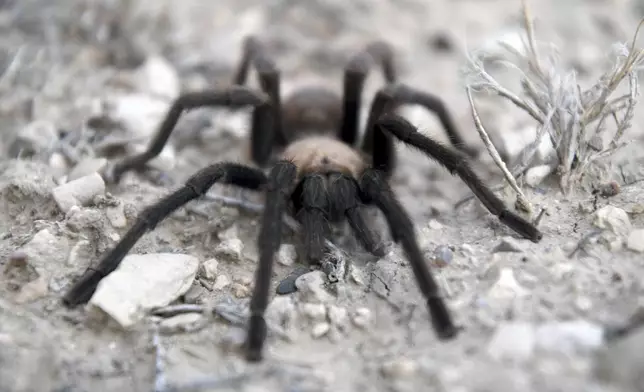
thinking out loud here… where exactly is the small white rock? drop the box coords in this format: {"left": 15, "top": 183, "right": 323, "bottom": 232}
{"left": 327, "top": 305, "right": 349, "bottom": 330}
{"left": 301, "top": 303, "right": 327, "bottom": 322}
{"left": 88, "top": 253, "right": 199, "bottom": 328}
{"left": 295, "top": 270, "right": 331, "bottom": 303}
{"left": 105, "top": 201, "right": 127, "bottom": 228}
{"left": 352, "top": 307, "right": 372, "bottom": 329}
{"left": 48, "top": 152, "right": 68, "bottom": 179}
{"left": 199, "top": 258, "right": 219, "bottom": 281}
{"left": 626, "top": 229, "right": 644, "bottom": 253}
{"left": 214, "top": 238, "right": 244, "bottom": 263}
{"left": 213, "top": 275, "right": 231, "bottom": 290}
{"left": 525, "top": 165, "right": 553, "bottom": 187}
{"left": 266, "top": 296, "right": 296, "bottom": 329}
{"left": 52, "top": 173, "right": 106, "bottom": 213}
{"left": 311, "top": 322, "right": 331, "bottom": 338}
{"left": 277, "top": 244, "right": 297, "bottom": 266}
{"left": 67, "top": 158, "right": 108, "bottom": 182}
{"left": 128, "top": 143, "right": 176, "bottom": 173}
{"left": 535, "top": 320, "right": 604, "bottom": 354}
{"left": 67, "top": 240, "right": 91, "bottom": 267}
{"left": 487, "top": 268, "right": 529, "bottom": 299}
{"left": 593, "top": 206, "right": 632, "bottom": 237}
{"left": 428, "top": 219, "right": 443, "bottom": 230}
{"left": 107, "top": 93, "right": 170, "bottom": 139}
{"left": 231, "top": 282, "right": 250, "bottom": 298}
{"left": 381, "top": 357, "right": 419, "bottom": 379}
{"left": 134, "top": 56, "right": 180, "bottom": 100}
{"left": 488, "top": 322, "right": 536, "bottom": 361}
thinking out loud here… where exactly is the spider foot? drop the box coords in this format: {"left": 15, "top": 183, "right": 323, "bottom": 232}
{"left": 245, "top": 314, "right": 267, "bottom": 362}
{"left": 428, "top": 296, "right": 461, "bottom": 340}
{"left": 101, "top": 162, "right": 122, "bottom": 185}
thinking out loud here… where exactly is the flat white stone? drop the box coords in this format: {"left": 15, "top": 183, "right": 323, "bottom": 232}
{"left": 88, "top": 253, "right": 199, "bottom": 328}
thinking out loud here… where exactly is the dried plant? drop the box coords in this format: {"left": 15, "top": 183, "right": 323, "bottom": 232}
{"left": 463, "top": 0, "right": 644, "bottom": 195}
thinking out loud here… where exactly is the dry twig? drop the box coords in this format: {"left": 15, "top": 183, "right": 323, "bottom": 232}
{"left": 463, "top": 0, "right": 644, "bottom": 193}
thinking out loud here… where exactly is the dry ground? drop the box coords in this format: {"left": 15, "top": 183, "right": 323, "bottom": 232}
{"left": 2, "top": 0, "right": 644, "bottom": 391}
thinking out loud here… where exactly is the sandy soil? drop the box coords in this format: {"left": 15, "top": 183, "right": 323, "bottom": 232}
{"left": 2, "top": 0, "right": 644, "bottom": 391}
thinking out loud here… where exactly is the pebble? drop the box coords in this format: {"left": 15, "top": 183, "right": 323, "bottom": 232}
{"left": 48, "top": 152, "right": 68, "bottom": 180}
{"left": 487, "top": 268, "right": 529, "bottom": 299}
{"left": 492, "top": 236, "right": 525, "bottom": 253}
{"left": 52, "top": 173, "right": 106, "bottom": 213}
{"left": 327, "top": 305, "right": 349, "bottom": 331}
{"left": 66, "top": 240, "right": 91, "bottom": 267}
{"left": 487, "top": 322, "right": 536, "bottom": 361}
{"left": 311, "top": 322, "right": 331, "bottom": 338}
{"left": 88, "top": 253, "right": 199, "bottom": 328}
{"left": 626, "top": 229, "right": 644, "bottom": 253}
{"left": 295, "top": 270, "right": 332, "bottom": 303}
{"left": 381, "top": 357, "right": 419, "bottom": 379}
{"left": 276, "top": 266, "right": 310, "bottom": 295}
{"left": 593, "top": 205, "right": 631, "bottom": 237}
{"left": 352, "top": 307, "right": 372, "bottom": 329}
{"left": 231, "top": 282, "right": 250, "bottom": 298}
{"left": 432, "top": 245, "right": 453, "bottom": 267}
{"left": 213, "top": 275, "right": 231, "bottom": 290}
{"left": 525, "top": 164, "right": 553, "bottom": 187}
{"left": 199, "top": 258, "right": 219, "bottom": 281}
{"left": 301, "top": 303, "right": 327, "bottom": 322}
{"left": 214, "top": 238, "right": 244, "bottom": 263}
{"left": 266, "top": 296, "right": 296, "bottom": 329}
{"left": 105, "top": 201, "right": 127, "bottom": 228}
{"left": 133, "top": 56, "right": 180, "bottom": 100}
{"left": 107, "top": 93, "right": 170, "bottom": 140}
{"left": 277, "top": 244, "right": 298, "bottom": 266}
{"left": 428, "top": 219, "right": 443, "bottom": 230}
{"left": 67, "top": 158, "right": 108, "bottom": 182}
{"left": 535, "top": 320, "right": 604, "bottom": 354}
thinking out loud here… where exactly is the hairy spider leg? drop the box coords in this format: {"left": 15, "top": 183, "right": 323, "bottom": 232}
{"left": 340, "top": 41, "right": 398, "bottom": 146}
{"left": 375, "top": 113, "right": 543, "bottom": 243}
{"left": 358, "top": 168, "right": 459, "bottom": 339}
{"left": 62, "top": 163, "right": 267, "bottom": 306}
{"left": 246, "top": 160, "right": 297, "bottom": 362}
{"left": 233, "top": 36, "right": 286, "bottom": 147}
{"left": 362, "top": 84, "right": 479, "bottom": 176}
{"left": 110, "top": 87, "right": 275, "bottom": 182}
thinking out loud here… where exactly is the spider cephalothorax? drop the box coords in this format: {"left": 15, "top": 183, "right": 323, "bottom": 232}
{"left": 62, "top": 36, "right": 543, "bottom": 362}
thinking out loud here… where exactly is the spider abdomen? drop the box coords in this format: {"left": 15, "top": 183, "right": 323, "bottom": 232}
{"left": 279, "top": 135, "right": 366, "bottom": 179}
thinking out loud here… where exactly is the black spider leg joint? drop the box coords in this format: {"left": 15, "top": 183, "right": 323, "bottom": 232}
{"left": 233, "top": 36, "right": 286, "bottom": 148}
{"left": 340, "top": 41, "right": 397, "bottom": 146}
{"left": 62, "top": 163, "right": 267, "bottom": 307}
{"left": 359, "top": 168, "right": 459, "bottom": 339}
{"left": 110, "top": 86, "right": 274, "bottom": 182}
{"left": 246, "top": 160, "right": 297, "bottom": 362}
{"left": 375, "top": 113, "right": 543, "bottom": 243}
{"left": 327, "top": 172, "right": 385, "bottom": 257}
{"left": 363, "top": 83, "right": 478, "bottom": 176}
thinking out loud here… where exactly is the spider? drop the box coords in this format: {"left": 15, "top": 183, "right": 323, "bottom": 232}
{"left": 62, "top": 36, "right": 543, "bottom": 362}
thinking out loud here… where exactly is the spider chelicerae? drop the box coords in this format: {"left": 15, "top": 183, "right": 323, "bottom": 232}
{"left": 62, "top": 36, "right": 543, "bottom": 362}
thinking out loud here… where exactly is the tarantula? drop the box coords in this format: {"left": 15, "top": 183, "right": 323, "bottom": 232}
{"left": 62, "top": 37, "right": 543, "bottom": 361}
